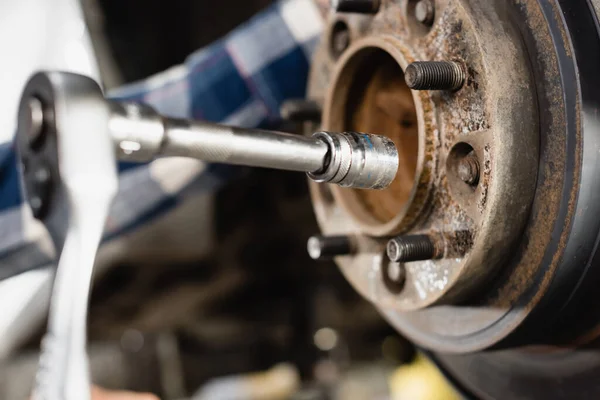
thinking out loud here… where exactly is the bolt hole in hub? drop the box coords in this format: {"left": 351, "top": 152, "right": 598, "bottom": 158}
{"left": 329, "top": 20, "right": 351, "bottom": 60}
{"left": 383, "top": 259, "right": 406, "bottom": 294}
{"left": 324, "top": 40, "right": 422, "bottom": 236}
{"left": 407, "top": 0, "right": 435, "bottom": 33}
{"left": 447, "top": 142, "right": 480, "bottom": 189}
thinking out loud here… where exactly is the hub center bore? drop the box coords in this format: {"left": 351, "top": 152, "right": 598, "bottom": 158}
{"left": 322, "top": 37, "right": 431, "bottom": 237}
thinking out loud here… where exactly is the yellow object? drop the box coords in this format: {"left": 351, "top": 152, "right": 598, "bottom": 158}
{"left": 389, "top": 354, "right": 460, "bottom": 400}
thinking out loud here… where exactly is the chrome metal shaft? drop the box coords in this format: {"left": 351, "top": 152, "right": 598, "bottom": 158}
{"left": 162, "top": 119, "right": 328, "bottom": 173}
{"left": 110, "top": 102, "right": 327, "bottom": 172}
{"left": 109, "top": 101, "right": 399, "bottom": 190}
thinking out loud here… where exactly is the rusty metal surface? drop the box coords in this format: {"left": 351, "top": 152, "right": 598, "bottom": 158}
{"left": 382, "top": 0, "right": 582, "bottom": 352}
{"left": 304, "top": 0, "right": 600, "bottom": 354}
{"left": 308, "top": 0, "right": 541, "bottom": 343}
{"left": 429, "top": 4, "right": 600, "bottom": 396}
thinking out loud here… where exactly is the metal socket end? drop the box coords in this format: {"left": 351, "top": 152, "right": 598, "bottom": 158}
{"left": 331, "top": 0, "right": 380, "bottom": 14}
{"left": 308, "top": 131, "right": 399, "bottom": 190}
{"left": 387, "top": 235, "right": 436, "bottom": 263}
{"left": 405, "top": 61, "right": 466, "bottom": 91}
{"left": 307, "top": 235, "right": 353, "bottom": 260}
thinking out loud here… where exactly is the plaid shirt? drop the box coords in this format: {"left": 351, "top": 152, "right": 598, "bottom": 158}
{"left": 0, "top": 0, "right": 323, "bottom": 278}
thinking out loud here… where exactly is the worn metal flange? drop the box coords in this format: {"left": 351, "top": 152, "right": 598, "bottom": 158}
{"left": 311, "top": 0, "right": 600, "bottom": 395}
{"left": 309, "top": 0, "right": 538, "bottom": 336}
{"left": 427, "top": 0, "right": 600, "bottom": 395}
{"left": 307, "top": 0, "right": 600, "bottom": 357}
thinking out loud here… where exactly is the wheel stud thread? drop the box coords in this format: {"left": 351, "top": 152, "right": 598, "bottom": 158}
{"left": 405, "top": 61, "right": 466, "bottom": 91}
{"left": 387, "top": 235, "right": 436, "bottom": 263}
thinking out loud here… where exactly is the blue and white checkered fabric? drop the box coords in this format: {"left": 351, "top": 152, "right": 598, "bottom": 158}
{"left": 0, "top": 0, "right": 323, "bottom": 279}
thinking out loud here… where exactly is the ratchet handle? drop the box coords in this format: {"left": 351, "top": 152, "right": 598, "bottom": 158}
{"left": 18, "top": 72, "right": 118, "bottom": 400}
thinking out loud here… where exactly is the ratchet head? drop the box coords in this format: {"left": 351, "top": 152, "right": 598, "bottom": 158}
{"left": 308, "top": 131, "right": 399, "bottom": 190}
{"left": 17, "top": 71, "right": 117, "bottom": 247}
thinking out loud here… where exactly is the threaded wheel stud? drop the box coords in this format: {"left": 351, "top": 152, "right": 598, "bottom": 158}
{"left": 387, "top": 235, "right": 436, "bottom": 263}
{"left": 405, "top": 61, "right": 466, "bottom": 91}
